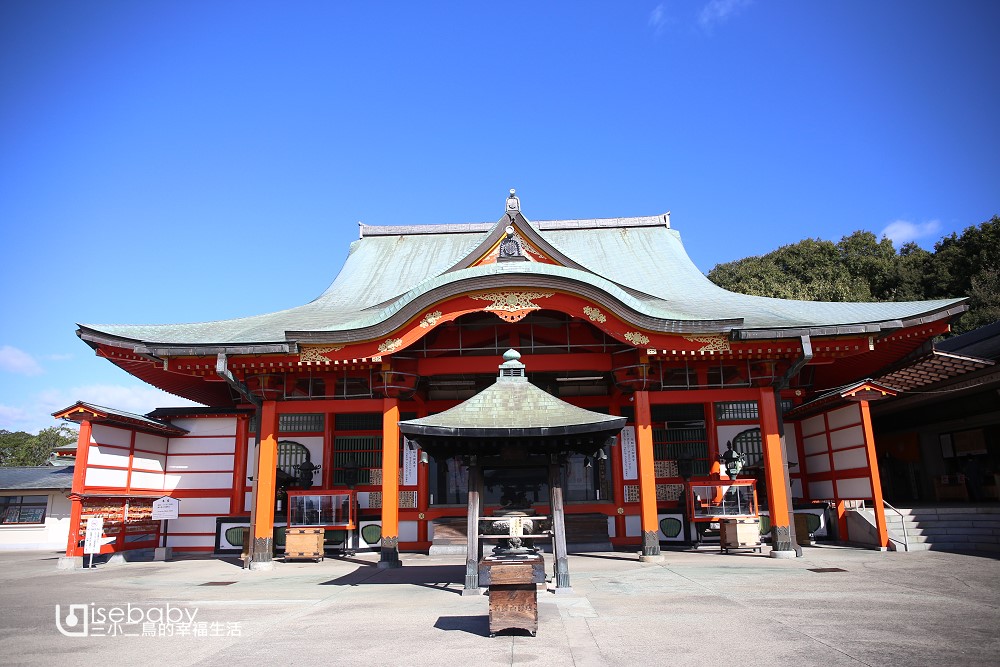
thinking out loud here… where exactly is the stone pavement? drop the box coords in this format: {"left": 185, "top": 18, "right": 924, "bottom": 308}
{"left": 0, "top": 545, "right": 998, "bottom": 666}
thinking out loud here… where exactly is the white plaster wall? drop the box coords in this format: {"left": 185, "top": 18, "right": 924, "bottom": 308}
{"left": 827, "top": 404, "right": 861, "bottom": 430}
{"left": 803, "top": 433, "right": 828, "bottom": 456}
{"left": 805, "top": 453, "right": 830, "bottom": 474}
{"left": 86, "top": 444, "right": 131, "bottom": 468}
{"left": 832, "top": 448, "right": 868, "bottom": 471}
{"left": 135, "top": 432, "right": 168, "bottom": 454}
{"left": 801, "top": 414, "right": 826, "bottom": 437}
{"left": 0, "top": 492, "right": 71, "bottom": 550}
{"left": 167, "top": 437, "right": 236, "bottom": 455}
{"left": 129, "top": 471, "right": 165, "bottom": 491}
{"left": 808, "top": 480, "right": 835, "bottom": 499}
{"left": 165, "top": 455, "right": 235, "bottom": 472}
{"left": 85, "top": 467, "right": 128, "bottom": 487}
{"left": 169, "top": 418, "right": 237, "bottom": 437}
{"left": 163, "top": 471, "right": 234, "bottom": 490}
{"left": 836, "top": 477, "right": 873, "bottom": 499}
{"left": 177, "top": 497, "right": 231, "bottom": 515}
{"left": 91, "top": 424, "right": 131, "bottom": 447}
{"left": 830, "top": 425, "right": 864, "bottom": 450}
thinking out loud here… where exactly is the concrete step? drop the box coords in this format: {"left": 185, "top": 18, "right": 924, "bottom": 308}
{"left": 881, "top": 506, "right": 1000, "bottom": 553}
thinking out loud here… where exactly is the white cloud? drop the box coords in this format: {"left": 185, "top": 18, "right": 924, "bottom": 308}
{"left": 0, "top": 384, "right": 203, "bottom": 434}
{"left": 880, "top": 219, "right": 942, "bottom": 246}
{"left": 38, "top": 384, "right": 202, "bottom": 418}
{"left": 699, "top": 0, "right": 752, "bottom": 30}
{"left": 0, "top": 404, "right": 32, "bottom": 428}
{"left": 0, "top": 345, "right": 44, "bottom": 376}
{"left": 649, "top": 3, "right": 668, "bottom": 33}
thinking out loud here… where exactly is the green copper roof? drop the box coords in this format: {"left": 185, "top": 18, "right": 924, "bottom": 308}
{"left": 78, "top": 208, "right": 966, "bottom": 352}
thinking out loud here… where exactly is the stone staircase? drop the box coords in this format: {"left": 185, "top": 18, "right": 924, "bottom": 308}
{"left": 882, "top": 506, "right": 1000, "bottom": 553}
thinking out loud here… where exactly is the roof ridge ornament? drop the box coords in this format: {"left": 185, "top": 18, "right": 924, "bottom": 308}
{"left": 498, "top": 348, "right": 527, "bottom": 382}
{"left": 498, "top": 224, "right": 527, "bottom": 262}
{"left": 506, "top": 188, "right": 520, "bottom": 213}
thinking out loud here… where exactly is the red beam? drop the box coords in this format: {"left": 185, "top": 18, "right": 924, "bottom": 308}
{"left": 416, "top": 352, "right": 612, "bottom": 376}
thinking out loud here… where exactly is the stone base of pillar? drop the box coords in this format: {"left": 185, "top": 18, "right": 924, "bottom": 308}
{"left": 106, "top": 553, "right": 128, "bottom": 566}
{"left": 639, "top": 553, "right": 666, "bottom": 563}
{"left": 154, "top": 547, "right": 172, "bottom": 561}
{"left": 57, "top": 556, "right": 83, "bottom": 570}
{"left": 250, "top": 537, "right": 273, "bottom": 571}
{"left": 641, "top": 530, "right": 661, "bottom": 558}
{"left": 377, "top": 537, "right": 402, "bottom": 568}
{"left": 249, "top": 559, "right": 275, "bottom": 571}
{"left": 554, "top": 561, "right": 571, "bottom": 590}
{"left": 769, "top": 550, "right": 797, "bottom": 559}
{"left": 461, "top": 587, "right": 483, "bottom": 596}
{"left": 771, "top": 525, "right": 795, "bottom": 553}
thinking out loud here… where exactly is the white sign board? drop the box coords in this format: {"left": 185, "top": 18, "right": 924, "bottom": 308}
{"left": 620, "top": 426, "right": 638, "bottom": 481}
{"left": 151, "top": 496, "right": 180, "bottom": 520}
{"left": 84, "top": 517, "right": 105, "bottom": 555}
{"left": 402, "top": 438, "right": 419, "bottom": 487}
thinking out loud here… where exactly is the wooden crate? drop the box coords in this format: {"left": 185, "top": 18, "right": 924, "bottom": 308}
{"left": 479, "top": 555, "right": 544, "bottom": 636}
{"left": 720, "top": 519, "right": 761, "bottom": 554}
{"left": 285, "top": 527, "right": 324, "bottom": 561}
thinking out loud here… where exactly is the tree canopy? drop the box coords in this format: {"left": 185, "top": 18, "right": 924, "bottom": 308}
{"left": 707, "top": 215, "right": 1000, "bottom": 334}
{"left": 0, "top": 426, "right": 77, "bottom": 467}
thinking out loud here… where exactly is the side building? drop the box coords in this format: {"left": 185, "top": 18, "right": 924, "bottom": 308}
{"left": 54, "top": 191, "right": 967, "bottom": 568}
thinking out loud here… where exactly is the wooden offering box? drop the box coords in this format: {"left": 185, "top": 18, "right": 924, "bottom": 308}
{"left": 479, "top": 554, "right": 545, "bottom": 637}
{"left": 284, "top": 527, "right": 324, "bottom": 561}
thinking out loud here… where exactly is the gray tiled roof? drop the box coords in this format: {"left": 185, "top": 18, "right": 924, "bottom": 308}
{"left": 79, "top": 214, "right": 966, "bottom": 349}
{"left": 0, "top": 466, "right": 76, "bottom": 491}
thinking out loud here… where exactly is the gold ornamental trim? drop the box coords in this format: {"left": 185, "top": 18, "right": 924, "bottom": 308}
{"left": 682, "top": 334, "right": 732, "bottom": 352}
{"left": 470, "top": 291, "right": 554, "bottom": 322}
{"left": 583, "top": 306, "right": 607, "bottom": 323}
{"left": 624, "top": 331, "right": 650, "bottom": 346}
{"left": 378, "top": 338, "right": 403, "bottom": 354}
{"left": 299, "top": 345, "right": 344, "bottom": 364}
{"left": 419, "top": 310, "right": 443, "bottom": 328}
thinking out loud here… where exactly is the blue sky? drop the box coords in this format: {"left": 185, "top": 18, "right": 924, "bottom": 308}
{"left": 1, "top": 1, "right": 998, "bottom": 434}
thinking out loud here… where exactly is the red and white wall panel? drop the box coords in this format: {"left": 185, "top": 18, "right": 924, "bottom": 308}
{"left": 161, "top": 418, "right": 238, "bottom": 551}
{"left": 801, "top": 404, "right": 874, "bottom": 501}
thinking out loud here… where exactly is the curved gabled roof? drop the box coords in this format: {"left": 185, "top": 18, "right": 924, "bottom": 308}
{"left": 78, "top": 209, "right": 966, "bottom": 353}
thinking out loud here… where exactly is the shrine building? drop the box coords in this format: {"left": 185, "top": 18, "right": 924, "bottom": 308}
{"left": 54, "top": 190, "right": 967, "bottom": 569}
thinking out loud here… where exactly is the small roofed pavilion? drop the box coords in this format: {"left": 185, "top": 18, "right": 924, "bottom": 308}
{"left": 399, "top": 350, "right": 626, "bottom": 593}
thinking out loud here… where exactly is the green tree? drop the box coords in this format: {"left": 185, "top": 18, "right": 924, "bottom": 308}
{"left": 707, "top": 215, "right": 999, "bottom": 335}
{"left": 0, "top": 426, "right": 77, "bottom": 467}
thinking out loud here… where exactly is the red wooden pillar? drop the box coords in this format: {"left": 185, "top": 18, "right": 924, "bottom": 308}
{"left": 64, "top": 419, "right": 93, "bottom": 557}
{"left": 759, "top": 388, "right": 796, "bottom": 557}
{"left": 609, "top": 395, "right": 627, "bottom": 544}
{"left": 379, "top": 398, "right": 402, "bottom": 568}
{"left": 231, "top": 414, "right": 249, "bottom": 515}
{"left": 249, "top": 400, "right": 279, "bottom": 570}
{"left": 860, "top": 401, "right": 889, "bottom": 549}
{"left": 635, "top": 391, "right": 662, "bottom": 560}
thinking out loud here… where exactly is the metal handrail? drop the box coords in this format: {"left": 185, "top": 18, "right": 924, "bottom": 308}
{"left": 882, "top": 499, "right": 909, "bottom": 552}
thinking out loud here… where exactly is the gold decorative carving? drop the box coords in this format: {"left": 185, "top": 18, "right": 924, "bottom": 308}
{"left": 513, "top": 231, "right": 543, "bottom": 259}
{"left": 682, "top": 334, "right": 732, "bottom": 352}
{"left": 624, "top": 331, "right": 650, "bottom": 346}
{"left": 583, "top": 306, "right": 607, "bottom": 323}
{"left": 419, "top": 310, "right": 443, "bottom": 328}
{"left": 299, "top": 345, "right": 344, "bottom": 364}
{"left": 470, "top": 291, "right": 554, "bottom": 323}
{"left": 378, "top": 338, "right": 403, "bottom": 354}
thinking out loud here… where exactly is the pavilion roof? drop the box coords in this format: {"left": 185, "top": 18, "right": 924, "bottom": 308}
{"left": 52, "top": 402, "right": 188, "bottom": 436}
{"left": 76, "top": 198, "right": 966, "bottom": 355}
{"left": 398, "top": 351, "right": 626, "bottom": 456}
